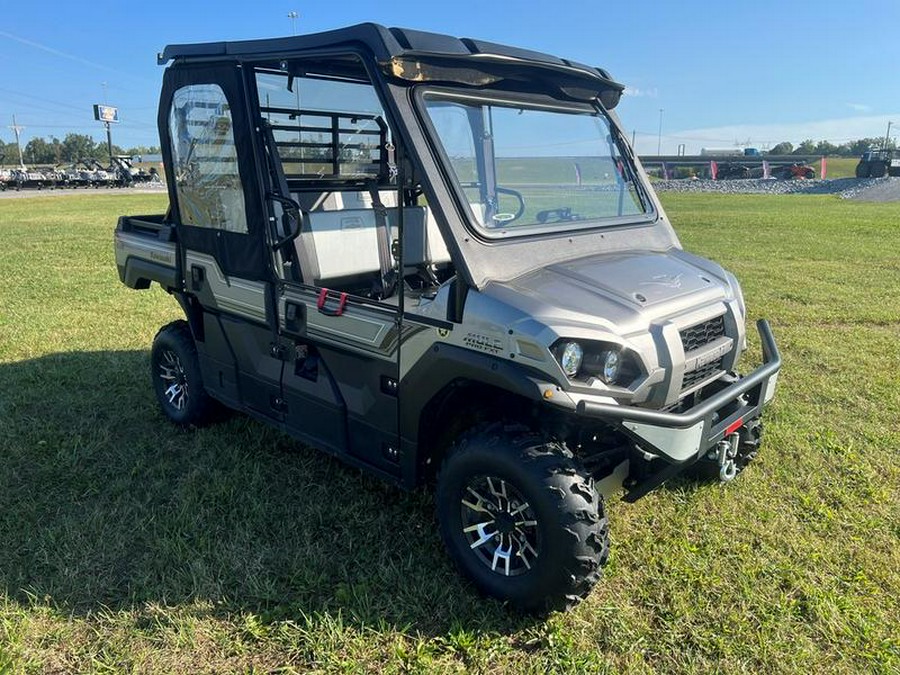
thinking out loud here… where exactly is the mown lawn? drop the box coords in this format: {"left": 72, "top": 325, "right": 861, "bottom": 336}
{"left": 813, "top": 156, "right": 859, "bottom": 179}
{"left": 0, "top": 192, "right": 898, "bottom": 673}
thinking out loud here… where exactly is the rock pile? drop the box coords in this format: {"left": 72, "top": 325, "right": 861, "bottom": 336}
{"left": 652, "top": 176, "right": 900, "bottom": 200}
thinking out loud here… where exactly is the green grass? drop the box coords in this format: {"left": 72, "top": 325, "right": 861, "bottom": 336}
{"left": 1, "top": 192, "right": 899, "bottom": 673}
{"left": 812, "top": 157, "right": 859, "bottom": 179}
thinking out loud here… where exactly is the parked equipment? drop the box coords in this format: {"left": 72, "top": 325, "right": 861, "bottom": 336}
{"left": 855, "top": 149, "right": 900, "bottom": 178}
{"left": 114, "top": 23, "right": 780, "bottom": 613}
{"left": 771, "top": 163, "right": 815, "bottom": 180}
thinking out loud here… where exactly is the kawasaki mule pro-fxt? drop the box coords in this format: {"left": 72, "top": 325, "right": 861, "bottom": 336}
{"left": 115, "top": 24, "right": 781, "bottom": 613}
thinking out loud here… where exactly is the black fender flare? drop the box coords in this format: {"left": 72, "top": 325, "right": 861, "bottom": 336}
{"left": 398, "top": 342, "right": 557, "bottom": 486}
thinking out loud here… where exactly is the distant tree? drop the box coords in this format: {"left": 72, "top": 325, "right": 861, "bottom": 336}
{"left": 49, "top": 136, "right": 64, "bottom": 164}
{"left": 125, "top": 144, "right": 161, "bottom": 156}
{"left": 24, "top": 137, "right": 55, "bottom": 164}
{"left": 0, "top": 140, "right": 20, "bottom": 165}
{"left": 843, "top": 137, "right": 894, "bottom": 156}
{"left": 814, "top": 140, "right": 840, "bottom": 156}
{"left": 769, "top": 141, "right": 794, "bottom": 155}
{"left": 62, "top": 133, "right": 101, "bottom": 162}
{"left": 792, "top": 139, "right": 816, "bottom": 155}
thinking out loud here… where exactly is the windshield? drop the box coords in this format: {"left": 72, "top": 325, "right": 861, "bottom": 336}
{"left": 423, "top": 93, "right": 650, "bottom": 237}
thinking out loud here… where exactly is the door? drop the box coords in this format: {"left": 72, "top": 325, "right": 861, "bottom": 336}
{"left": 251, "top": 57, "right": 403, "bottom": 476}
{"left": 162, "top": 65, "right": 283, "bottom": 419}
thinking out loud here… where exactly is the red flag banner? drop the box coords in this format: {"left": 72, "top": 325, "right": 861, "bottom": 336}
{"left": 821, "top": 156, "right": 827, "bottom": 180}
{"left": 710, "top": 161, "right": 718, "bottom": 180}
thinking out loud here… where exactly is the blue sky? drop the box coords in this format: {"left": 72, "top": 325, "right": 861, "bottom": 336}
{"left": 1, "top": 1, "right": 898, "bottom": 156}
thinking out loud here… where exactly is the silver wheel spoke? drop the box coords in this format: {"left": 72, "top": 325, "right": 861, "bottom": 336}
{"left": 486, "top": 476, "right": 508, "bottom": 500}
{"left": 158, "top": 350, "right": 188, "bottom": 411}
{"left": 461, "top": 474, "right": 540, "bottom": 577}
{"left": 469, "top": 523, "right": 496, "bottom": 549}
{"left": 509, "top": 502, "right": 529, "bottom": 516}
{"left": 165, "top": 384, "right": 185, "bottom": 410}
{"left": 514, "top": 532, "right": 536, "bottom": 570}
{"left": 462, "top": 487, "right": 491, "bottom": 514}
{"left": 491, "top": 539, "right": 513, "bottom": 576}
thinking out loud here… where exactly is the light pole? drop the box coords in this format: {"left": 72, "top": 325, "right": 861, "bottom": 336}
{"left": 287, "top": 11, "right": 298, "bottom": 35}
{"left": 9, "top": 115, "right": 25, "bottom": 167}
{"left": 101, "top": 82, "right": 112, "bottom": 163}
{"left": 657, "top": 108, "right": 664, "bottom": 155}
{"left": 885, "top": 121, "right": 893, "bottom": 149}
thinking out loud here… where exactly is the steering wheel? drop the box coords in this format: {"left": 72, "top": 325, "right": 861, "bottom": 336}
{"left": 490, "top": 186, "right": 526, "bottom": 224}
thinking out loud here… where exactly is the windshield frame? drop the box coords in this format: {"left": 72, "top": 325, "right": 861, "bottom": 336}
{"left": 414, "top": 86, "right": 656, "bottom": 241}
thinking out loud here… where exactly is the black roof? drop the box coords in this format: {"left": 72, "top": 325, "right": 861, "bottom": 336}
{"left": 158, "top": 22, "right": 622, "bottom": 94}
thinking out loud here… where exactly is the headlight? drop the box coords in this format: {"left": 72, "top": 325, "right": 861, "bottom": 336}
{"left": 600, "top": 350, "right": 619, "bottom": 383}
{"left": 558, "top": 341, "right": 583, "bottom": 377}
{"left": 552, "top": 340, "right": 641, "bottom": 386}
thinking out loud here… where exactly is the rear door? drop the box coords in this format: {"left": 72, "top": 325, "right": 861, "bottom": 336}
{"left": 161, "top": 64, "right": 284, "bottom": 419}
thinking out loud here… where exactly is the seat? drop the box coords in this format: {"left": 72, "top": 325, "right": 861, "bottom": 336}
{"left": 390, "top": 206, "right": 451, "bottom": 268}
{"left": 291, "top": 191, "right": 452, "bottom": 295}
{"left": 297, "top": 209, "right": 382, "bottom": 289}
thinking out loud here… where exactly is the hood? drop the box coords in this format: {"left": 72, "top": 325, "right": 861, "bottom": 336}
{"left": 488, "top": 249, "right": 730, "bottom": 333}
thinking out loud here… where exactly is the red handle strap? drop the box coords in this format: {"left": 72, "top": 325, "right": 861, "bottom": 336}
{"left": 317, "top": 288, "right": 348, "bottom": 316}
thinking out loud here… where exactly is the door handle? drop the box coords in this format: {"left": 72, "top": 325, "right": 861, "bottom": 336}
{"left": 284, "top": 300, "right": 306, "bottom": 333}
{"left": 190, "top": 265, "right": 205, "bottom": 291}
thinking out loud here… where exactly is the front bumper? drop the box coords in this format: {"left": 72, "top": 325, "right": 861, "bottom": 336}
{"left": 574, "top": 319, "right": 780, "bottom": 465}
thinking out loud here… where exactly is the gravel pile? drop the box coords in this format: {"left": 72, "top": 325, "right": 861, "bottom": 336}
{"left": 653, "top": 176, "right": 900, "bottom": 200}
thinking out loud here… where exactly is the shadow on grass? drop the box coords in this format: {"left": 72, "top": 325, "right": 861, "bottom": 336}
{"left": 0, "top": 350, "right": 536, "bottom": 636}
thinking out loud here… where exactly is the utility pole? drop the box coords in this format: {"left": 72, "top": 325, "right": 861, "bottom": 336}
{"left": 657, "top": 108, "right": 664, "bottom": 155}
{"left": 9, "top": 115, "right": 25, "bottom": 167}
{"left": 885, "top": 121, "right": 893, "bottom": 149}
{"left": 287, "top": 11, "right": 298, "bottom": 35}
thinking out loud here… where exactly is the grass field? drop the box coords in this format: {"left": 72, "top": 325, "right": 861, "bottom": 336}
{"left": 813, "top": 157, "right": 859, "bottom": 179}
{"left": 1, "top": 192, "right": 898, "bottom": 673}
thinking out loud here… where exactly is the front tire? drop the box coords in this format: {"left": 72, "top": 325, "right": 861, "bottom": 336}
{"left": 151, "top": 320, "right": 217, "bottom": 426}
{"left": 436, "top": 425, "right": 609, "bottom": 614}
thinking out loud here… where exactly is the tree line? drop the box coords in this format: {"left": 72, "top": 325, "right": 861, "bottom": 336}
{"left": 0, "top": 133, "right": 161, "bottom": 167}
{"left": 2, "top": 132, "right": 896, "bottom": 167}
{"left": 766, "top": 137, "right": 895, "bottom": 156}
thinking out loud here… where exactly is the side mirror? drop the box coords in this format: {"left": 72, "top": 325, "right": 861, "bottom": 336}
{"left": 267, "top": 193, "right": 302, "bottom": 251}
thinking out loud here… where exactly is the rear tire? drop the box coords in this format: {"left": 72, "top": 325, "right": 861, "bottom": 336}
{"left": 436, "top": 424, "right": 609, "bottom": 614}
{"left": 151, "top": 320, "right": 217, "bottom": 426}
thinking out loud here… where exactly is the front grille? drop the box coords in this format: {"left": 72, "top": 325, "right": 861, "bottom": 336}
{"left": 682, "top": 357, "right": 724, "bottom": 390}
{"left": 680, "top": 315, "right": 726, "bottom": 352}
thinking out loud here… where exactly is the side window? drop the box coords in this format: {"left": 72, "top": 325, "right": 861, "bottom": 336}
{"left": 256, "top": 70, "right": 388, "bottom": 182}
{"left": 254, "top": 59, "right": 453, "bottom": 302}
{"left": 169, "top": 84, "right": 248, "bottom": 233}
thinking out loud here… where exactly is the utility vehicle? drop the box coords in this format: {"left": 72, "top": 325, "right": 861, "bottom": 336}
{"left": 115, "top": 23, "right": 781, "bottom": 613}
{"left": 855, "top": 149, "right": 900, "bottom": 178}
{"left": 771, "top": 162, "right": 815, "bottom": 180}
